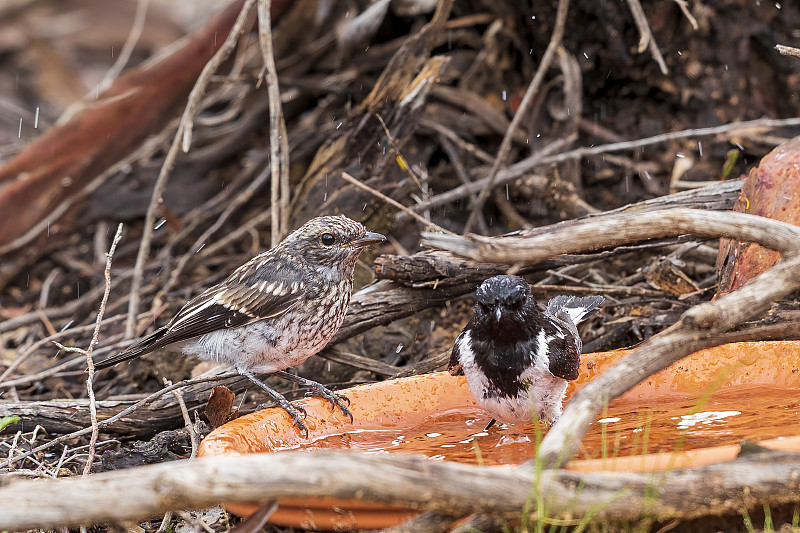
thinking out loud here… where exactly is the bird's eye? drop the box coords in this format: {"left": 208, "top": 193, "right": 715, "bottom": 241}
{"left": 320, "top": 233, "right": 336, "bottom": 246}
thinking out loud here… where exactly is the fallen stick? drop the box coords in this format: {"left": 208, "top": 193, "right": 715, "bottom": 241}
{"left": 2, "top": 448, "right": 800, "bottom": 530}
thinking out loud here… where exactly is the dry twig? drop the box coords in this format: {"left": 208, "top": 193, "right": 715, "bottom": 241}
{"left": 126, "top": 0, "right": 258, "bottom": 338}
{"left": 339, "top": 172, "right": 455, "bottom": 236}
{"left": 171, "top": 387, "right": 199, "bottom": 459}
{"left": 424, "top": 209, "right": 800, "bottom": 262}
{"left": 462, "top": 0, "right": 570, "bottom": 233}
{"left": 626, "top": 0, "right": 668, "bottom": 75}
{"left": 403, "top": 117, "right": 800, "bottom": 216}
{"left": 777, "top": 44, "right": 800, "bottom": 60}
{"left": 258, "top": 0, "right": 291, "bottom": 244}
{"left": 96, "top": 0, "right": 150, "bottom": 94}
{"left": 50, "top": 223, "right": 124, "bottom": 475}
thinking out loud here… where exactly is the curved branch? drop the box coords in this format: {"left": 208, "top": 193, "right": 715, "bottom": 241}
{"left": 423, "top": 208, "right": 800, "bottom": 466}
{"left": 423, "top": 209, "right": 800, "bottom": 261}
{"left": 537, "top": 251, "right": 800, "bottom": 466}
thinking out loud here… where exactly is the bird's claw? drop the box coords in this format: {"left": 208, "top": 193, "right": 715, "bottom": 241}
{"left": 331, "top": 394, "right": 354, "bottom": 423}
{"left": 257, "top": 397, "right": 309, "bottom": 436}
{"left": 280, "top": 401, "right": 309, "bottom": 437}
{"left": 305, "top": 385, "right": 353, "bottom": 422}
{"left": 256, "top": 400, "right": 307, "bottom": 418}
{"left": 290, "top": 415, "right": 310, "bottom": 438}
{"left": 323, "top": 391, "right": 354, "bottom": 422}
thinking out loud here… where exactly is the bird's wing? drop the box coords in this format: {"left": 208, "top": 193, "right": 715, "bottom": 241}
{"left": 96, "top": 255, "right": 308, "bottom": 368}
{"left": 541, "top": 321, "right": 581, "bottom": 381}
{"left": 545, "top": 295, "right": 604, "bottom": 325}
{"left": 158, "top": 257, "right": 308, "bottom": 345}
{"left": 542, "top": 295, "right": 603, "bottom": 380}
{"left": 545, "top": 334, "right": 580, "bottom": 380}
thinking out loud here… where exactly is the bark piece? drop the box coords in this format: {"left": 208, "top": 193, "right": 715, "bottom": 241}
{"left": 205, "top": 386, "right": 238, "bottom": 429}
{"left": 289, "top": 1, "right": 454, "bottom": 235}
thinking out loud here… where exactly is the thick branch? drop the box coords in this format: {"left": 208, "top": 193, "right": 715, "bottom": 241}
{"left": 2, "top": 450, "right": 800, "bottom": 530}
{"left": 0, "top": 1, "right": 283, "bottom": 252}
{"left": 0, "top": 372, "right": 250, "bottom": 438}
{"left": 423, "top": 209, "right": 800, "bottom": 261}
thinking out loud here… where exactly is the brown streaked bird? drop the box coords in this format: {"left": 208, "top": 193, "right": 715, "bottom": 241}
{"left": 96, "top": 215, "right": 385, "bottom": 436}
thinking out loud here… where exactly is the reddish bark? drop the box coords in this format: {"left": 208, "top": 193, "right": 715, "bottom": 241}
{"left": 0, "top": 0, "right": 291, "bottom": 248}
{"left": 717, "top": 136, "right": 800, "bottom": 294}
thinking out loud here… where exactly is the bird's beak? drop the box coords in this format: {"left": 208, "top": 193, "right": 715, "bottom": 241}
{"left": 494, "top": 307, "right": 502, "bottom": 322}
{"left": 343, "top": 231, "right": 386, "bottom": 248}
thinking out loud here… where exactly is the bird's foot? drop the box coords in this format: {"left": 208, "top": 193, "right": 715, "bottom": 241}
{"left": 275, "top": 371, "right": 354, "bottom": 422}
{"left": 240, "top": 369, "right": 310, "bottom": 437}
{"left": 260, "top": 397, "right": 310, "bottom": 436}
{"left": 308, "top": 384, "right": 353, "bottom": 422}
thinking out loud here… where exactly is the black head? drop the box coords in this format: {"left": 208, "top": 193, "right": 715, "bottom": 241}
{"left": 279, "top": 215, "right": 385, "bottom": 273}
{"left": 475, "top": 275, "right": 534, "bottom": 324}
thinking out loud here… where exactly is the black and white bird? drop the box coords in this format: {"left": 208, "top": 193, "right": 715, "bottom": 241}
{"left": 449, "top": 275, "right": 603, "bottom": 428}
{"left": 96, "top": 215, "right": 385, "bottom": 436}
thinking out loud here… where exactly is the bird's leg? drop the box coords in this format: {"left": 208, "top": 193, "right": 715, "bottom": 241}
{"left": 274, "top": 370, "right": 354, "bottom": 422}
{"left": 238, "top": 368, "right": 309, "bottom": 437}
{"left": 483, "top": 418, "right": 497, "bottom": 431}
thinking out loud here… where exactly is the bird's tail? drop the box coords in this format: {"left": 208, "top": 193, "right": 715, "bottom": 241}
{"left": 94, "top": 328, "right": 167, "bottom": 369}
{"left": 546, "top": 295, "right": 604, "bottom": 325}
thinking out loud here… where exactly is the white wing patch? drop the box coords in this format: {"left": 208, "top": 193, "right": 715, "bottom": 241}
{"left": 455, "top": 330, "right": 474, "bottom": 366}
{"left": 563, "top": 306, "right": 589, "bottom": 325}
{"left": 272, "top": 284, "right": 287, "bottom": 296}
{"left": 535, "top": 329, "right": 551, "bottom": 367}
{"left": 170, "top": 297, "right": 218, "bottom": 330}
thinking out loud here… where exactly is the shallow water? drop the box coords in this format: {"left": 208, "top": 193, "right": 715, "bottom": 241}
{"left": 289, "top": 384, "right": 800, "bottom": 465}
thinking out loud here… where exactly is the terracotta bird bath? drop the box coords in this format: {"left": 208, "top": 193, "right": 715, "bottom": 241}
{"left": 198, "top": 341, "right": 800, "bottom": 529}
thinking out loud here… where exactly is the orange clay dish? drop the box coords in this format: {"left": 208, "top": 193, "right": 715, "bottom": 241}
{"left": 197, "top": 341, "right": 800, "bottom": 529}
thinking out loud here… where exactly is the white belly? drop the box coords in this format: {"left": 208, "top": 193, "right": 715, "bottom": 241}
{"left": 183, "top": 290, "right": 348, "bottom": 374}
{"left": 456, "top": 330, "right": 569, "bottom": 424}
